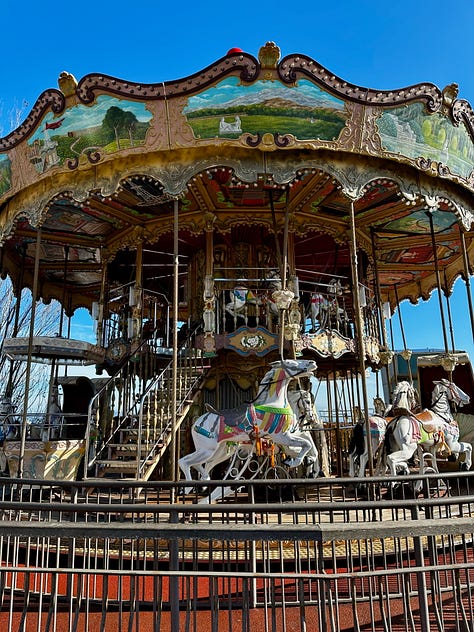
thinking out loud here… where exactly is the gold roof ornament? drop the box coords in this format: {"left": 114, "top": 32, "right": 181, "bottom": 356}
{"left": 442, "top": 83, "right": 459, "bottom": 113}
{"left": 258, "top": 42, "right": 281, "bottom": 70}
{"left": 58, "top": 71, "right": 78, "bottom": 98}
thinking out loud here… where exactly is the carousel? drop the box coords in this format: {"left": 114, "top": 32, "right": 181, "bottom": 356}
{"left": 0, "top": 41, "right": 474, "bottom": 488}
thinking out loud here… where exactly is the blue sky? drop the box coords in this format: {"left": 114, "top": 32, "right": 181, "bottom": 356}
{"left": 1, "top": 0, "right": 474, "bottom": 361}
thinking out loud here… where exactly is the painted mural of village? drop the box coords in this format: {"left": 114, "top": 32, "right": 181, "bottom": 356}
{"left": 183, "top": 76, "right": 348, "bottom": 141}
{"left": 27, "top": 95, "right": 152, "bottom": 174}
{"left": 378, "top": 102, "right": 474, "bottom": 180}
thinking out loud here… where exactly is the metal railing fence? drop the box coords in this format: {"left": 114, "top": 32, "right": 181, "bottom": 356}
{"left": 1, "top": 472, "right": 474, "bottom": 631}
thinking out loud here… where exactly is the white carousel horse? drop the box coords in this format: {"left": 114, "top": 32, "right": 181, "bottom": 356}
{"left": 308, "top": 279, "right": 348, "bottom": 332}
{"left": 262, "top": 270, "right": 283, "bottom": 320}
{"left": 348, "top": 414, "right": 388, "bottom": 478}
{"left": 195, "top": 387, "right": 320, "bottom": 485}
{"left": 281, "top": 388, "right": 320, "bottom": 478}
{"left": 225, "top": 286, "right": 261, "bottom": 320}
{"left": 178, "top": 358, "right": 318, "bottom": 493}
{"left": 348, "top": 397, "right": 391, "bottom": 478}
{"left": 379, "top": 379, "right": 472, "bottom": 477}
{"left": 46, "top": 385, "right": 63, "bottom": 440}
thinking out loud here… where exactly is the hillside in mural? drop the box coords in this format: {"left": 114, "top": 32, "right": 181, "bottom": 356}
{"left": 184, "top": 77, "right": 347, "bottom": 141}
{"left": 378, "top": 102, "right": 474, "bottom": 180}
{"left": 27, "top": 95, "right": 152, "bottom": 174}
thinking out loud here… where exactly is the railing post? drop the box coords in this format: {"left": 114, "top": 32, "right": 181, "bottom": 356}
{"left": 169, "top": 509, "right": 180, "bottom": 632}
{"left": 411, "top": 504, "right": 431, "bottom": 632}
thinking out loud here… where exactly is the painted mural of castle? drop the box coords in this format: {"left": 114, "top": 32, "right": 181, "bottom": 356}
{"left": 184, "top": 76, "right": 347, "bottom": 141}
{"left": 27, "top": 95, "right": 152, "bottom": 173}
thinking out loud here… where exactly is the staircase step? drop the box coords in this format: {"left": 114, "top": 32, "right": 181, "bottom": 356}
{"left": 90, "top": 355, "right": 208, "bottom": 483}
{"left": 110, "top": 443, "right": 163, "bottom": 451}
{"left": 97, "top": 461, "right": 138, "bottom": 473}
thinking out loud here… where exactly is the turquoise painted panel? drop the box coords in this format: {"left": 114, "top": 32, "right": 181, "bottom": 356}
{"left": 378, "top": 102, "right": 474, "bottom": 180}
{"left": 184, "top": 76, "right": 347, "bottom": 141}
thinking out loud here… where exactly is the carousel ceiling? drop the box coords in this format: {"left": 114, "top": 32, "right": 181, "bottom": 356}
{"left": 0, "top": 42, "right": 473, "bottom": 312}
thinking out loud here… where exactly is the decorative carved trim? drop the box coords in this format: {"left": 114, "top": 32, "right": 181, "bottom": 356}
{"left": 0, "top": 89, "right": 65, "bottom": 151}
{"left": 243, "top": 132, "right": 295, "bottom": 150}
{"left": 452, "top": 98, "right": 474, "bottom": 143}
{"left": 76, "top": 52, "right": 260, "bottom": 104}
{"left": 278, "top": 53, "right": 443, "bottom": 113}
{"left": 300, "top": 329, "right": 355, "bottom": 359}
{"left": 225, "top": 326, "right": 278, "bottom": 356}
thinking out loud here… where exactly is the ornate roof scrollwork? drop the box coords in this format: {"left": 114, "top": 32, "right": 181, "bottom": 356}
{"left": 0, "top": 89, "right": 65, "bottom": 152}
{"left": 452, "top": 98, "right": 474, "bottom": 142}
{"left": 278, "top": 53, "right": 443, "bottom": 113}
{"left": 76, "top": 52, "right": 260, "bottom": 105}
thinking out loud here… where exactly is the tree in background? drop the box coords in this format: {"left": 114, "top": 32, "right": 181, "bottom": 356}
{"left": 0, "top": 279, "right": 61, "bottom": 413}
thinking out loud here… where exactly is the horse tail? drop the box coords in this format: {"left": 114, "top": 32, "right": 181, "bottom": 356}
{"left": 375, "top": 420, "right": 395, "bottom": 473}
{"left": 383, "top": 420, "right": 395, "bottom": 452}
{"left": 349, "top": 422, "right": 365, "bottom": 456}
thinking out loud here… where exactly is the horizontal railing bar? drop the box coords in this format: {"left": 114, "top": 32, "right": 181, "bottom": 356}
{"left": 2, "top": 493, "right": 474, "bottom": 514}
{"left": 1, "top": 516, "right": 473, "bottom": 541}
{"left": 5, "top": 469, "right": 472, "bottom": 488}
{"left": 1, "top": 562, "right": 471, "bottom": 581}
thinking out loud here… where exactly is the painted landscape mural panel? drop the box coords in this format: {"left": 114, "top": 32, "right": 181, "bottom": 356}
{"left": 378, "top": 102, "right": 474, "bottom": 180}
{"left": 0, "top": 155, "right": 12, "bottom": 196}
{"left": 184, "top": 77, "right": 347, "bottom": 141}
{"left": 27, "top": 96, "right": 152, "bottom": 173}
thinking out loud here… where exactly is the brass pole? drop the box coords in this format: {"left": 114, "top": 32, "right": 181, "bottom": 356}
{"left": 394, "top": 284, "right": 413, "bottom": 384}
{"left": 369, "top": 229, "right": 388, "bottom": 348}
{"left": 18, "top": 227, "right": 42, "bottom": 479}
{"left": 96, "top": 251, "right": 108, "bottom": 347}
{"left": 348, "top": 201, "right": 372, "bottom": 475}
{"left": 370, "top": 228, "right": 392, "bottom": 405}
{"left": 279, "top": 187, "right": 291, "bottom": 359}
{"left": 443, "top": 271, "right": 456, "bottom": 352}
{"left": 426, "top": 210, "right": 449, "bottom": 353}
{"left": 459, "top": 227, "right": 474, "bottom": 343}
{"left": 170, "top": 199, "right": 179, "bottom": 488}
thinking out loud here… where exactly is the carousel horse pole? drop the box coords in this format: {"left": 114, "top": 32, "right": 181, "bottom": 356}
{"left": 178, "top": 358, "right": 318, "bottom": 495}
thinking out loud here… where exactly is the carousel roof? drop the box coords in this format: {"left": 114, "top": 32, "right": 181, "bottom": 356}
{"left": 0, "top": 42, "right": 474, "bottom": 313}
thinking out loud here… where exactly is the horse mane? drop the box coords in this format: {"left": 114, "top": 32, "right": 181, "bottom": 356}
{"left": 432, "top": 379, "right": 470, "bottom": 409}
{"left": 254, "top": 365, "right": 285, "bottom": 404}
{"left": 391, "top": 381, "right": 418, "bottom": 414}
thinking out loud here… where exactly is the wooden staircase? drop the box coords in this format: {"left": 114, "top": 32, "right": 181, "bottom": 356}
{"left": 85, "top": 346, "right": 209, "bottom": 482}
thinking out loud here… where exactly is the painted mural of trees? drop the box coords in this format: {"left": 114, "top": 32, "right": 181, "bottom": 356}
{"left": 0, "top": 157, "right": 11, "bottom": 197}
{"left": 102, "top": 106, "right": 139, "bottom": 150}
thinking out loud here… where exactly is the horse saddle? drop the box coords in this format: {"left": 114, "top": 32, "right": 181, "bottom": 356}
{"left": 204, "top": 402, "right": 248, "bottom": 427}
{"left": 413, "top": 410, "right": 439, "bottom": 434}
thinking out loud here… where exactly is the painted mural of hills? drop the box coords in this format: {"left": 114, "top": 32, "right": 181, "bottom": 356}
{"left": 184, "top": 77, "right": 347, "bottom": 142}
{"left": 185, "top": 80, "right": 345, "bottom": 114}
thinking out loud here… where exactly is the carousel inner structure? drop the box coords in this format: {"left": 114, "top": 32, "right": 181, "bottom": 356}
{"left": 1, "top": 42, "right": 474, "bottom": 631}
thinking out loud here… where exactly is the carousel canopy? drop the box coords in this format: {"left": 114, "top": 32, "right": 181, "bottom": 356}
{"left": 0, "top": 42, "right": 473, "bottom": 314}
